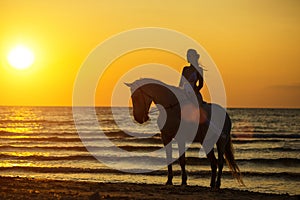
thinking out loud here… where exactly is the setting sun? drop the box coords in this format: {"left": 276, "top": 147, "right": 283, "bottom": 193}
{"left": 7, "top": 45, "right": 35, "bottom": 70}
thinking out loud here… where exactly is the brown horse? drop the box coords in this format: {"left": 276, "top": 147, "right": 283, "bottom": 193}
{"left": 126, "top": 78, "right": 244, "bottom": 189}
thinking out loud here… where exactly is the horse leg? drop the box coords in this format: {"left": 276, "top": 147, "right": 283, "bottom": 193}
{"left": 164, "top": 139, "right": 173, "bottom": 185}
{"left": 207, "top": 150, "right": 217, "bottom": 190}
{"left": 178, "top": 142, "right": 187, "bottom": 185}
{"left": 216, "top": 132, "right": 227, "bottom": 190}
{"left": 216, "top": 147, "right": 225, "bottom": 189}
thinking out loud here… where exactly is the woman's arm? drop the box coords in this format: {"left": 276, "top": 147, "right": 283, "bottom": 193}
{"left": 196, "top": 72, "right": 204, "bottom": 91}
{"left": 179, "top": 67, "right": 187, "bottom": 87}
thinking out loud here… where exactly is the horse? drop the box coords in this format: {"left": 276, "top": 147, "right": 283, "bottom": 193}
{"left": 125, "top": 78, "right": 244, "bottom": 190}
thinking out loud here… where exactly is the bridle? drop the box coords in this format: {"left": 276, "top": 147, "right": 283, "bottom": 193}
{"left": 136, "top": 88, "right": 150, "bottom": 118}
{"left": 137, "top": 87, "right": 180, "bottom": 115}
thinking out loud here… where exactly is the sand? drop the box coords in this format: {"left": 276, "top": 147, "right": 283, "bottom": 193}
{"left": 0, "top": 176, "right": 297, "bottom": 200}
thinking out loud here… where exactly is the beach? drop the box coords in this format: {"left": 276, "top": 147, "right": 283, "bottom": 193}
{"left": 0, "top": 176, "right": 298, "bottom": 200}
{"left": 0, "top": 106, "right": 299, "bottom": 198}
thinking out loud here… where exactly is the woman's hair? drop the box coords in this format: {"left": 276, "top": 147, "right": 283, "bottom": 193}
{"left": 187, "top": 49, "right": 200, "bottom": 64}
{"left": 187, "top": 49, "right": 207, "bottom": 72}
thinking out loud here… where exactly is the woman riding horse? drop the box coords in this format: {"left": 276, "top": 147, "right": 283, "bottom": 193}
{"left": 126, "top": 78, "right": 244, "bottom": 190}
{"left": 179, "top": 49, "right": 204, "bottom": 106}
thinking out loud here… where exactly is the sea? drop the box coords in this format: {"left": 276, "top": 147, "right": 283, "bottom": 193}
{"left": 0, "top": 106, "right": 299, "bottom": 195}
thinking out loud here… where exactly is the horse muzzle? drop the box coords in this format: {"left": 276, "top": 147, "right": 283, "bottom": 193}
{"left": 134, "top": 115, "right": 149, "bottom": 124}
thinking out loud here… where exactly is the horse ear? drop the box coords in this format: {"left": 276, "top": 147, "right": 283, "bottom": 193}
{"left": 124, "top": 82, "right": 132, "bottom": 87}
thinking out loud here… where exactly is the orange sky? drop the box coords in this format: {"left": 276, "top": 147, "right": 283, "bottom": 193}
{"left": 0, "top": 0, "right": 299, "bottom": 108}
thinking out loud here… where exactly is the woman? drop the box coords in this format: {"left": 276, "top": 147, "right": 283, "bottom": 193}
{"left": 179, "top": 49, "right": 204, "bottom": 105}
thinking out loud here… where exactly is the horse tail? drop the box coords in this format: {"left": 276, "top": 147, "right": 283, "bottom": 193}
{"left": 224, "top": 132, "right": 245, "bottom": 186}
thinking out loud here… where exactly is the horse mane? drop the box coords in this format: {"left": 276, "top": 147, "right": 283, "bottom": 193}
{"left": 132, "top": 78, "right": 179, "bottom": 91}
{"left": 131, "top": 78, "right": 187, "bottom": 102}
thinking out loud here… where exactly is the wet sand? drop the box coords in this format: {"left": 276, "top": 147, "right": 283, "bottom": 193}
{"left": 0, "top": 176, "right": 297, "bottom": 200}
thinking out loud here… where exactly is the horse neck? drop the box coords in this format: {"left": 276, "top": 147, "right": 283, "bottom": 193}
{"left": 142, "top": 83, "right": 178, "bottom": 108}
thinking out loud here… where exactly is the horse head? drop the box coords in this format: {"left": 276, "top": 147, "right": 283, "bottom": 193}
{"left": 125, "top": 82, "right": 152, "bottom": 124}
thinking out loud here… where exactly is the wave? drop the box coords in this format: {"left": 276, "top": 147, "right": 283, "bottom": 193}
{"left": 232, "top": 139, "right": 298, "bottom": 144}
{"left": 0, "top": 153, "right": 299, "bottom": 166}
{"left": 237, "top": 158, "right": 300, "bottom": 165}
{"left": 0, "top": 119, "right": 74, "bottom": 125}
{"left": 0, "top": 136, "right": 290, "bottom": 145}
{"left": 103, "top": 131, "right": 161, "bottom": 138}
{"left": 0, "top": 154, "right": 97, "bottom": 161}
{"left": 1, "top": 166, "right": 300, "bottom": 180}
{"left": 0, "top": 145, "right": 89, "bottom": 152}
{"left": 232, "top": 133, "right": 300, "bottom": 139}
{"left": 0, "top": 137, "right": 83, "bottom": 142}
{"left": 237, "top": 147, "right": 300, "bottom": 152}
{"left": 1, "top": 132, "right": 298, "bottom": 144}
{"left": 0, "top": 144, "right": 298, "bottom": 154}
{"left": 183, "top": 157, "right": 300, "bottom": 166}
{"left": 0, "top": 136, "right": 163, "bottom": 145}
{"left": 1, "top": 129, "right": 299, "bottom": 141}
{"left": 149, "top": 170, "right": 300, "bottom": 180}
{"left": 0, "top": 154, "right": 166, "bottom": 164}
{"left": 0, "top": 130, "right": 161, "bottom": 139}
{"left": 0, "top": 145, "right": 162, "bottom": 152}
{"left": 0, "top": 131, "right": 75, "bottom": 137}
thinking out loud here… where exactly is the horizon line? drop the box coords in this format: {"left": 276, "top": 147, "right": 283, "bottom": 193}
{"left": 0, "top": 105, "right": 299, "bottom": 109}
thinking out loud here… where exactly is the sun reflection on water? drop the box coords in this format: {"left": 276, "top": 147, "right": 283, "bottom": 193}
{"left": 0, "top": 107, "right": 43, "bottom": 134}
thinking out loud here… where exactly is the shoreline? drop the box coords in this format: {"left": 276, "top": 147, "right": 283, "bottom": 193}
{"left": 0, "top": 176, "right": 298, "bottom": 200}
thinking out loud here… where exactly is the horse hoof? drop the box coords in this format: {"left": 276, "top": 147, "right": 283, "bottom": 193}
{"left": 166, "top": 181, "right": 173, "bottom": 185}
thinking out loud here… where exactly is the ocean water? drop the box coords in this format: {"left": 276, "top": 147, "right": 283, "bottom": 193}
{"left": 0, "top": 106, "right": 299, "bottom": 195}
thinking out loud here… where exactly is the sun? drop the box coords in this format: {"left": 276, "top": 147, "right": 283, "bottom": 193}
{"left": 7, "top": 45, "right": 35, "bottom": 70}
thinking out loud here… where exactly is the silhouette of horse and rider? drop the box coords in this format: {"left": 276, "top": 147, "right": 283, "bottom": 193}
{"left": 126, "top": 49, "right": 244, "bottom": 190}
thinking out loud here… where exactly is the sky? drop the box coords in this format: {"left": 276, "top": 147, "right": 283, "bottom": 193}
{"left": 0, "top": 0, "right": 299, "bottom": 108}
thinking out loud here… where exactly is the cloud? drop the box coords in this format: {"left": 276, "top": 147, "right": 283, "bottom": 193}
{"left": 268, "top": 83, "right": 300, "bottom": 90}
